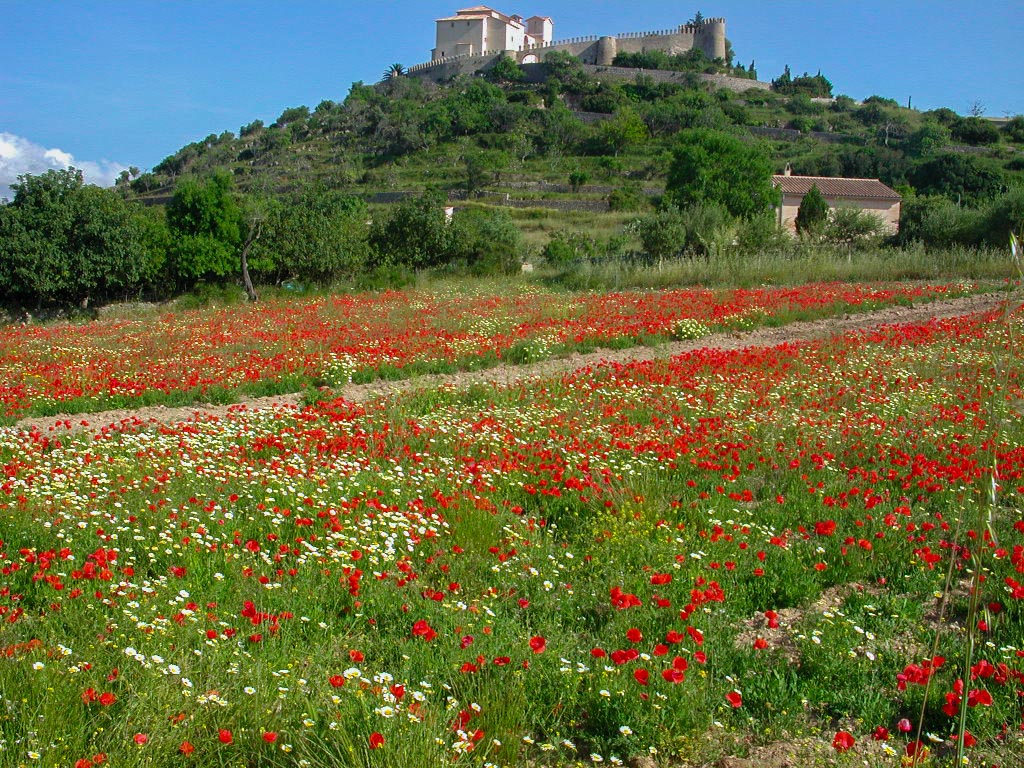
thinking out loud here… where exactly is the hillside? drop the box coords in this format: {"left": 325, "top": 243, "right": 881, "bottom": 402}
{"left": 126, "top": 53, "right": 1023, "bottom": 232}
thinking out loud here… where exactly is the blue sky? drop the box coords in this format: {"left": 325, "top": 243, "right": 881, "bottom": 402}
{"left": 1, "top": 0, "right": 1022, "bottom": 194}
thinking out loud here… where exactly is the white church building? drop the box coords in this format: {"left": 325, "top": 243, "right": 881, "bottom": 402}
{"left": 432, "top": 6, "right": 553, "bottom": 60}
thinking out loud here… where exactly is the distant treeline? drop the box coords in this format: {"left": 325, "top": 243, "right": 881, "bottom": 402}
{"left": 0, "top": 169, "right": 525, "bottom": 308}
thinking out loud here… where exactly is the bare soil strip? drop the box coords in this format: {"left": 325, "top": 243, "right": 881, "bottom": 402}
{"left": 13, "top": 292, "right": 1010, "bottom": 436}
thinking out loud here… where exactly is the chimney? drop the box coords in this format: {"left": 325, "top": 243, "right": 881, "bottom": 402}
{"left": 784, "top": 163, "right": 792, "bottom": 177}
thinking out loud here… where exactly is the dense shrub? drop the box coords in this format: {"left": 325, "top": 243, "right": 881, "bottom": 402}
{"left": 369, "top": 194, "right": 453, "bottom": 270}
{"left": 664, "top": 129, "right": 778, "bottom": 217}
{"left": 823, "top": 206, "right": 886, "bottom": 249}
{"left": 910, "top": 153, "right": 1005, "bottom": 205}
{"left": 950, "top": 117, "right": 1001, "bottom": 146}
{"left": 449, "top": 208, "right": 526, "bottom": 274}
{"left": 0, "top": 169, "right": 163, "bottom": 307}
{"left": 166, "top": 171, "right": 242, "bottom": 284}
{"left": 253, "top": 189, "right": 370, "bottom": 284}
{"left": 632, "top": 203, "right": 735, "bottom": 259}
{"left": 608, "top": 184, "right": 649, "bottom": 212}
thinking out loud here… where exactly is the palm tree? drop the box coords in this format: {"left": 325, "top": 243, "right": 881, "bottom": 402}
{"left": 383, "top": 63, "right": 405, "bottom": 80}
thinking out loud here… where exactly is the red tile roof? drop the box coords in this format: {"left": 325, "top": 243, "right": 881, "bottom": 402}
{"left": 772, "top": 175, "right": 902, "bottom": 201}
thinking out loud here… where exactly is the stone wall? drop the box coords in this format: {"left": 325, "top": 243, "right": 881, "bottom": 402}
{"left": 578, "top": 65, "right": 769, "bottom": 93}
{"left": 408, "top": 55, "right": 770, "bottom": 96}
{"left": 408, "top": 18, "right": 734, "bottom": 85}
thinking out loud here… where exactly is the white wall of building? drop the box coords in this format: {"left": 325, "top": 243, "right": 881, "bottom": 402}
{"left": 433, "top": 17, "right": 486, "bottom": 59}
{"left": 434, "top": 8, "right": 551, "bottom": 59}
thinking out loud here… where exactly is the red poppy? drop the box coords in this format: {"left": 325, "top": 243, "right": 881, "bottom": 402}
{"left": 832, "top": 731, "right": 854, "bottom": 752}
{"left": 725, "top": 691, "right": 742, "bottom": 708}
{"left": 133, "top": 734, "right": 148, "bottom": 746}
{"left": 369, "top": 732, "right": 385, "bottom": 749}
{"left": 626, "top": 628, "right": 643, "bottom": 643}
{"left": 218, "top": 729, "right": 233, "bottom": 745}
{"left": 349, "top": 649, "right": 364, "bottom": 662}
{"left": 814, "top": 520, "right": 836, "bottom": 536}
{"left": 178, "top": 741, "right": 194, "bottom": 755}
{"left": 329, "top": 674, "right": 345, "bottom": 688}
{"left": 262, "top": 732, "right": 277, "bottom": 743}
{"left": 967, "top": 688, "right": 993, "bottom": 707}
{"left": 662, "top": 668, "right": 685, "bottom": 683}
{"left": 529, "top": 636, "right": 546, "bottom": 653}
{"left": 633, "top": 668, "right": 650, "bottom": 685}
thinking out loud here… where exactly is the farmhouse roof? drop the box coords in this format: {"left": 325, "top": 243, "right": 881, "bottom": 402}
{"left": 772, "top": 175, "right": 902, "bottom": 201}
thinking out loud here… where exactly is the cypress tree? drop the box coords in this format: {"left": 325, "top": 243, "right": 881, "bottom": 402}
{"left": 796, "top": 183, "right": 829, "bottom": 235}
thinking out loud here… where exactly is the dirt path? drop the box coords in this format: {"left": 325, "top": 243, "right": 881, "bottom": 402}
{"left": 14, "top": 292, "right": 1011, "bottom": 436}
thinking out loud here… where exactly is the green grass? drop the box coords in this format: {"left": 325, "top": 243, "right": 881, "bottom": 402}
{"left": 538, "top": 245, "right": 1015, "bottom": 291}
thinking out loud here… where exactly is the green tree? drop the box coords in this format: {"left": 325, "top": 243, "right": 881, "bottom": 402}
{"left": 369, "top": 194, "right": 453, "bottom": 269}
{"left": 252, "top": 188, "right": 369, "bottom": 284}
{"left": 903, "top": 122, "right": 950, "bottom": 157}
{"left": 632, "top": 204, "right": 735, "bottom": 259}
{"left": 0, "top": 168, "right": 163, "bottom": 307}
{"left": 910, "top": 153, "right": 1004, "bottom": 204}
{"left": 487, "top": 55, "right": 524, "bottom": 83}
{"left": 823, "top": 206, "right": 886, "bottom": 249}
{"left": 383, "top": 63, "right": 405, "bottom": 80}
{"left": 448, "top": 208, "right": 525, "bottom": 274}
{"left": 664, "top": 129, "right": 778, "bottom": 217}
{"left": 795, "top": 183, "right": 829, "bottom": 236}
{"left": 1004, "top": 116, "right": 1024, "bottom": 143}
{"left": 463, "top": 153, "right": 490, "bottom": 197}
{"left": 166, "top": 171, "right": 242, "bottom": 284}
{"left": 445, "top": 78, "right": 507, "bottom": 136}
{"left": 568, "top": 169, "right": 589, "bottom": 193}
{"left": 274, "top": 105, "right": 310, "bottom": 128}
{"left": 595, "top": 107, "right": 649, "bottom": 156}
{"left": 950, "top": 116, "right": 1001, "bottom": 146}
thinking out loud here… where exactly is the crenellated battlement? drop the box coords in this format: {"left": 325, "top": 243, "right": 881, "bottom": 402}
{"left": 680, "top": 17, "right": 725, "bottom": 33}
{"left": 407, "top": 10, "right": 730, "bottom": 81}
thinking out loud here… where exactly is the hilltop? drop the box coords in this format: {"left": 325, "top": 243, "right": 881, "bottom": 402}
{"left": 125, "top": 52, "right": 1022, "bottom": 221}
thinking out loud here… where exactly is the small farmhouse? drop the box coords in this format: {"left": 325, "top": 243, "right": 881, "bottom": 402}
{"left": 432, "top": 6, "right": 553, "bottom": 60}
{"left": 772, "top": 172, "right": 902, "bottom": 235}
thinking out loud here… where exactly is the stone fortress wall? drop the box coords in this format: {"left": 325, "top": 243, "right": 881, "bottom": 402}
{"left": 406, "top": 17, "right": 744, "bottom": 84}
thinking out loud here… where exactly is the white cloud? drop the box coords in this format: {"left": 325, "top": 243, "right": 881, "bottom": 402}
{"left": 0, "top": 132, "right": 128, "bottom": 201}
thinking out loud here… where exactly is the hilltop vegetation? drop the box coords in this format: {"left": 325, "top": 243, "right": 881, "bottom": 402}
{"left": 1, "top": 52, "right": 1023, "bottom": 310}
{"left": 129, "top": 56, "right": 1023, "bottom": 205}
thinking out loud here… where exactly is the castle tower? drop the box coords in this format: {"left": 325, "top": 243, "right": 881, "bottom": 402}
{"left": 596, "top": 35, "right": 618, "bottom": 66}
{"left": 695, "top": 17, "right": 726, "bottom": 61}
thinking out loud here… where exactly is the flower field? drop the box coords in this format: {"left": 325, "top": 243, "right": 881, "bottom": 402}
{"left": 2, "top": 288, "right": 1024, "bottom": 767}
{"left": 0, "top": 281, "right": 982, "bottom": 419}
